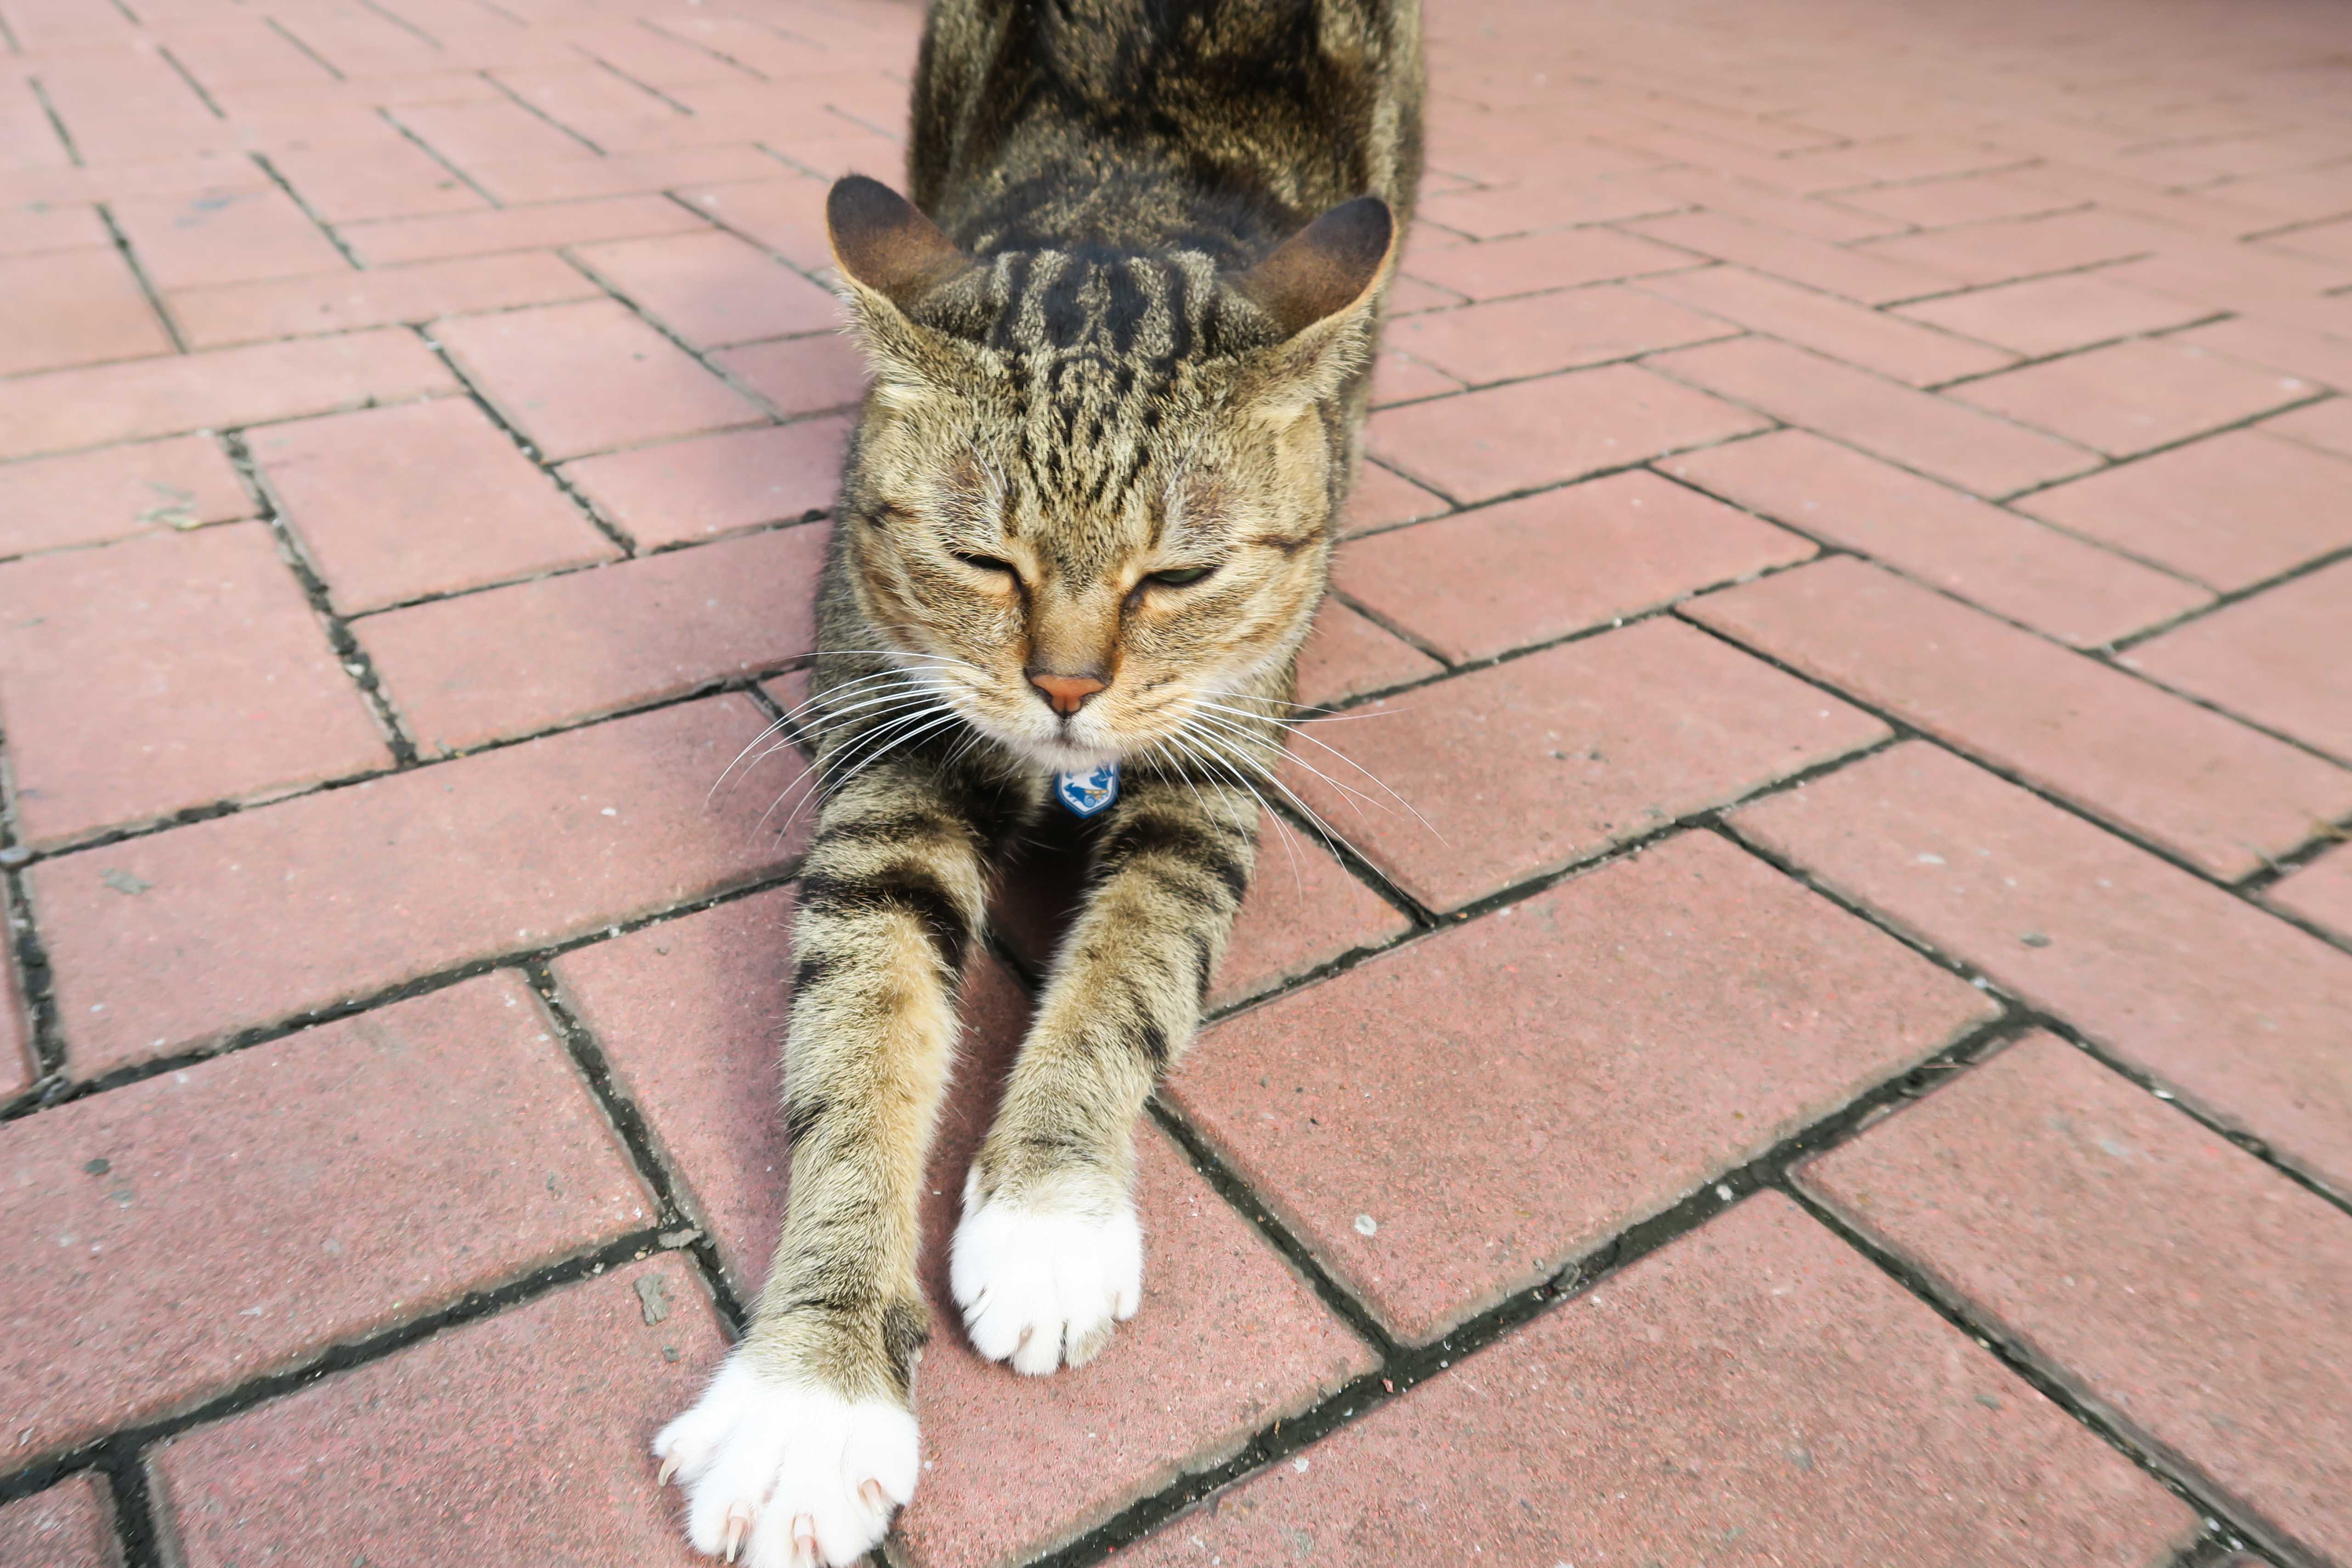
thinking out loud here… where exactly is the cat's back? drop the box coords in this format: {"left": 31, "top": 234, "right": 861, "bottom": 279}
{"left": 909, "top": 0, "right": 1423, "bottom": 258}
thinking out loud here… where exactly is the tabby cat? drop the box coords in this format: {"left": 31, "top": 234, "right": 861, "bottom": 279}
{"left": 654, "top": 1, "right": 1423, "bottom": 1561}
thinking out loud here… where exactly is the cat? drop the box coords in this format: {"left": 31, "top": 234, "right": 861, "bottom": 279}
{"left": 653, "top": 1, "right": 1423, "bottom": 1562}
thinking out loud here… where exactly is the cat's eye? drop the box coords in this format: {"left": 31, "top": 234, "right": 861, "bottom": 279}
{"left": 953, "top": 552, "right": 1019, "bottom": 578}
{"left": 1145, "top": 566, "right": 1216, "bottom": 588}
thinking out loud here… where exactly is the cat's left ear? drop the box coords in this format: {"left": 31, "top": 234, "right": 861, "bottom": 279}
{"left": 1226, "top": 196, "right": 1397, "bottom": 412}
{"left": 826, "top": 175, "right": 980, "bottom": 398}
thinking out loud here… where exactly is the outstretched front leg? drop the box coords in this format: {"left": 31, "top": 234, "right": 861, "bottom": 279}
{"left": 953, "top": 766, "right": 1258, "bottom": 1373}
{"left": 655, "top": 753, "right": 1024, "bottom": 1567}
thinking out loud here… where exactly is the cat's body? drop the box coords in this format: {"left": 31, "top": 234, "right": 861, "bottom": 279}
{"left": 656, "top": 3, "right": 1422, "bottom": 1562}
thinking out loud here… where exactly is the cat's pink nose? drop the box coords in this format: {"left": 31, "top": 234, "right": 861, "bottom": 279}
{"left": 1028, "top": 670, "right": 1107, "bottom": 715}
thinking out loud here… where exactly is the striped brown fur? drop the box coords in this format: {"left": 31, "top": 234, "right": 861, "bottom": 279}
{"left": 655, "top": 3, "right": 1422, "bottom": 1560}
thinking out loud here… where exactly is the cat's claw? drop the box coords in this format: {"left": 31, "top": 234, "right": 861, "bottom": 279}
{"left": 653, "top": 1357, "right": 918, "bottom": 1568}
{"left": 950, "top": 1168, "right": 1143, "bottom": 1375}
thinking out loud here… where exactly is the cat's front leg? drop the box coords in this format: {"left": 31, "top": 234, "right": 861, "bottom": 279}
{"left": 656, "top": 759, "right": 999, "bottom": 1567}
{"left": 953, "top": 771, "right": 1258, "bottom": 1373}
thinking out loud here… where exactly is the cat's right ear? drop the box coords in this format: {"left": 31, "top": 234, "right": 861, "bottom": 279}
{"left": 826, "top": 176, "right": 980, "bottom": 403}
{"left": 827, "top": 175, "right": 974, "bottom": 314}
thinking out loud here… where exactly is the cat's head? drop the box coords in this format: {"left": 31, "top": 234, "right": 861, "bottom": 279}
{"left": 822, "top": 175, "right": 1394, "bottom": 775}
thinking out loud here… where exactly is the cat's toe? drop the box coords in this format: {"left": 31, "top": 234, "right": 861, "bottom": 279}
{"left": 949, "top": 1169, "right": 1142, "bottom": 1375}
{"left": 654, "top": 1357, "right": 918, "bottom": 1567}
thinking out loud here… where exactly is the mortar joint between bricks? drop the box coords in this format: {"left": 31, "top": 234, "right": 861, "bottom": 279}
{"left": 249, "top": 152, "right": 363, "bottom": 270}
{"left": 377, "top": 107, "right": 500, "bottom": 207}
{"left": 348, "top": 0, "right": 441, "bottom": 51}
{"left": 91, "top": 1443, "right": 167, "bottom": 1568}
{"left": 1780, "top": 1179, "right": 2313, "bottom": 1566}
{"left": 2105, "top": 538, "right": 2352, "bottom": 657}
{"left": 262, "top": 16, "right": 344, "bottom": 81}
{"left": 0, "top": 669, "right": 819, "bottom": 876}
{"left": 0, "top": 863, "right": 69, "bottom": 1105}
{"left": 0, "top": 1226, "right": 672, "bottom": 1513}
{"left": 219, "top": 430, "right": 421, "bottom": 765}
{"left": 582, "top": 51, "right": 698, "bottom": 117}
{"left": 94, "top": 204, "right": 189, "bottom": 355}
{"left": 24, "top": 77, "right": 82, "bottom": 166}
{"left": 1670, "top": 610, "right": 2343, "bottom": 940}
{"left": 563, "top": 255, "right": 811, "bottom": 428}
{"left": 410, "top": 326, "right": 644, "bottom": 557}
{"left": 1717, "top": 810, "right": 2352, "bottom": 1208}
{"left": 153, "top": 43, "right": 226, "bottom": 119}
{"left": 1049, "top": 1006, "right": 2027, "bottom": 1568}
{"left": 0, "top": 868, "right": 809, "bottom": 1126}
{"left": 2027, "top": 1011, "right": 2352, "bottom": 1217}
{"left": 522, "top": 957, "right": 754, "bottom": 1331}
{"left": 478, "top": 67, "right": 606, "bottom": 154}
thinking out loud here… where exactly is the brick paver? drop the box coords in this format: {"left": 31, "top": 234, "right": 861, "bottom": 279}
{"left": 572, "top": 229, "right": 841, "bottom": 348}
{"left": 1332, "top": 470, "right": 1813, "bottom": 664}
{"left": 364, "top": 524, "right": 828, "bottom": 751}
{"left": 1949, "top": 339, "right": 2316, "bottom": 459}
{"left": 2270, "top": 843, "right": 2352, "bottom": 943}
{"left": 1649, "top": 335, "right": 2101, "bottom": 497}
{"left": 706, "top": 334, "right": 870, "bottom": 420}
{"left": 1638, "top": 263, "right": 2018, "bottom": 385}
{"left": 1400, "top": 225, "right": 1699, "bottom": 301}
{"left": 0, "top": 250, "right": 175, "bottom": 378}
{"left": 1803, "top": 1035, "right": 2352, "bottom": 1563}
{"left": 2015, "top": 429, "right": 2352, "bottom": 592}
{"left": 0, "top": 975, "right": 648, "bottom": 1459}
{"left": 1284, "top": 617, "right": 1888, "bottom": 911}
{"left": 433, "top": 299, "right": 767, "bottom": 460}
{"left": 1380, "top": 284, "right": 1736, "bottom": 386}
{"left": 108, "top": 189, "right": 348, "bottom": 292}
{"left": 0, "top": 1474, "right": 118, "bottom": 1568}
{"left": 2122, "top": 558, "right": 2352, "bottom": 762}
{"left": 1687, "top": 556, "right": 2352, "bottom": 879}
{"left": 1127, "top": 1194, "right": 2194, "bottom": 1566}
{"left": 31, "top": 697, "right": 798, "bottom": 1073}
{"left": 1171, "top": 832, "right": 1994, "bottom": 1341}
{"left": 1290, "top": 599, "right": 1443, "bottom": 707}
{"left": 1338, "top": 459, "right": 1449, "bottom": 535}
{"left": 1366, "top": 362, "right": 1770, "bottom": 503}
{"left": 2263, "top": 394, "right": 2352, "bottom": 459}
{"left": 337, "top": 194, "right": 711, "bottom": 266}
{"left": 170, "top": 250, "right": 604, "bottom": 350}
{"left": 1892, "top": 272, "right": 2214, "bottom": 358}
{"left": 0, "top": 524, "right": 391, "bottom": 845}
{"left": 11, "top": 0, "right": 2352, "bottom": 1558}
{"left": 0, "top": 331, "right": 456, "bottom": 461}
{"left": 148, "top": 1255, "right": 719, "bottom": 1568}
{"left": 249, "top": 397, "right": 618, "bottom": 612}
{"left": 1662, "top": 430, "right": 2211, "bottom": 647}
{"left": 1735, "top": 741, "right": 2352, "bottom": 1200}
{"left": 0, "top": 436, "right": 253, "bottom": 559}
{"left": 558, "top": 419, "right": 850, "bottom": 549}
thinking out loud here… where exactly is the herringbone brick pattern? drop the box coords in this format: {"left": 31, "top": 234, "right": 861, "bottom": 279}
{"left": 2, "top": 0, "right": 2348, "bottom": 1562}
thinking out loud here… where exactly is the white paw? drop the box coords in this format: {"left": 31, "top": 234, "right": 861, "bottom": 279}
{"left": 653, "top": 1357, "right": 918, "bottom": 1567}
{"left": 949, "top": 1168, "right": 1143, "bottom": 1375}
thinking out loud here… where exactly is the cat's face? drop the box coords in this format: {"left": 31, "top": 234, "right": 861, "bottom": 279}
{"left": 825, "top": 180, "right": 1392, "bottom": 775}
{"left": 840, "top": 350, "right": 1338, "bottom": 773}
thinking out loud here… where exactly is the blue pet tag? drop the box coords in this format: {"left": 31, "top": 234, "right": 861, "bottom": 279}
{"left": 1054, "top": 761, "right": 1120, "bottom": 818}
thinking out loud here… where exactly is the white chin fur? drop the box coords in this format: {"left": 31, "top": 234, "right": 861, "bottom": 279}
{"left": 950, "top": 1168, "right": 1144, "bottom": 1375}
{"left": 653, "top": 1358, "right": 920, "bottom": 1567}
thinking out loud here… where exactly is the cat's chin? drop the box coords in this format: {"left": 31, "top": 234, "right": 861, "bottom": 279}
{"left": 958, "top": 713, "right": 1127, "bottom": 776}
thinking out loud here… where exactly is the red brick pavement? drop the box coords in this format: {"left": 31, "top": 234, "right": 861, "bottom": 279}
{"left": 2, "top": 0, "right": 2349, "bottom": 1563}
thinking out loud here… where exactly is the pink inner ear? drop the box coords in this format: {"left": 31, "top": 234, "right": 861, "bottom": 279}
{"left": 827, "top": 175, "right": 974, "bottom": 308}
{"left": 1233, "top": 197, "right": 1395, "bottom": 337}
